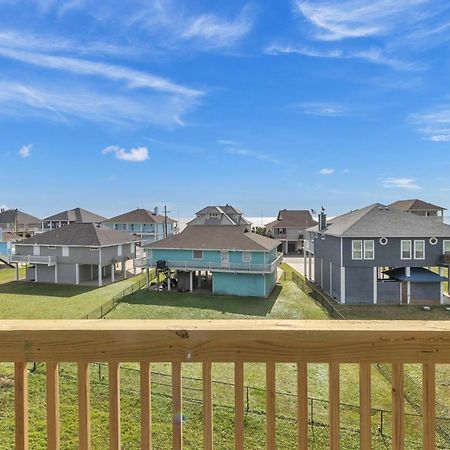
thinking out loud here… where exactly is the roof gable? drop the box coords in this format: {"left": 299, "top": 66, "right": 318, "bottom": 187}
{"left": 389, "top": 199, "right": 446, "bottom": 211}
{"left": 104, "top": 208, "right": 175, "bottom": 225}
{"left": 44, "top": 207, "right": 106, "bottom": 223}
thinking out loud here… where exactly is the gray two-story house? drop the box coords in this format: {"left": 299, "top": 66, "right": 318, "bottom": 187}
{"left": 42, "top": 207, "right": 106, "bottom": 230}
{"left": 10, "top": 223, "right": 140, "bottom": 286}
{"left": 305, "top": 203, "right": 450, "bottom": 305}
{"left": 265, "top": 209, "right": 317, "bottom": 254}
{"left": 187, "top": 205, "right": 251, "bottom": 227}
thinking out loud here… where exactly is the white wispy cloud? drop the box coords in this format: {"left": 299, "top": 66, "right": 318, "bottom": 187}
{"left": 296, "top": 102, "right": 347, "bottom": 117}
{"left": 382, "top": 177, "right": 421, "bottom": 190}
{"left": 410, "top": 108, "right": 450, "bottom": 142}
{"left": 18, "top": 144, "right": 32, "bottom": 158}
{"left": 319, "top": 168, "right": 335, "bottom": 175}
{"left": 216, "top": 139, "right": 237, "bottom": 145}
{"left": 102, "top": 145, "right": 149, "bottom": 162}
{"left": 217, "top": 140, "right": 287, "bottom": 166}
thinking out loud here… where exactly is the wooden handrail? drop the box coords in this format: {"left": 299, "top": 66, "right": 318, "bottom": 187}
{"left": 2, "top": 320, "right": 449, "bottom": 449}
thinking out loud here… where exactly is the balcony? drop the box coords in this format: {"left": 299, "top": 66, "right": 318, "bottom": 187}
{"left": 304, "top": 240, "right": 315, "bottom": 254}
{"left": 9, "top": 254, "right": 56, "bottom": 266}
{"left": 2, "top": 320, "right": 448, "bottom": 449}
{"left": 135, "top": 253, "right": 283, "bottom": 274}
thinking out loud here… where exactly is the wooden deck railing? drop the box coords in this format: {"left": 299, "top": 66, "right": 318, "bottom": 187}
{"left": 2, "top": 320, "right": 450, "bottom": 449}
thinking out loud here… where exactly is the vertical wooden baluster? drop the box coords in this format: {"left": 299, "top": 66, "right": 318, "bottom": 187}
{"left": 423, "top": 363, "right": 436, "bottom": 450}
{"left": 266, "top": 362, "right": 276, "bottom": 450}
{"left": 392, "top": 363, "right": 404, "bottom": 450}
{"left": 109, "top": 362, "right": 121, "bottom": 450}
{"left": 234, "top": 362, "right": 244, "bottom": 450}
{"left": 140, "top": 362, "right": 152, "bottom": 450}
{"left": 360, "top": 363, "right": 371, "bottom": 450}
{"left": 329, "top": 362, "right": 340, "bottom": 450}
{"left": 172, "top": 362, "right": 182, "bottom": 450}
{"left": 203, "top": 362, "right": 213, "bottom": 450}
{"left": 15, "top": 362, "right": 29, "bottom": 450}
{"left": 47, "top": 362, "right": 60, "bottom": 450}
{"left": 78, "top": 362, "right": 91, "bottom": 450}
{"left": 297, "top": 362, "right": 308, "bottom": 450}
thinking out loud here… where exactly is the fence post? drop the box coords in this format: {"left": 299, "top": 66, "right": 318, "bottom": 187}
{"left": 246, "top": 386, "right": 250, "bottom": 412}
{"left": 379, "top": 409, "right": 383, "bottom": 435}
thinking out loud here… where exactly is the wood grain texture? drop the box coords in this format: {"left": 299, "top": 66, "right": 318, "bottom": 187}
{"left": 109, "top": 362, "right": 121, "bottom": 450}
{"left": 359, "top": 363, "right": 371, "bottom": 450}
{"left": 297, "top": 363, "right": 308, "bottom": 450}
{"left": 78, "top": 362, "right": 90, "bottom": 450}
{"left": 329, "top": 362, "right": 340, "bottom": 450}
{"left": 46, "top": 362, "right": 60, "bottom": 450}
{"left": 140, "top": 362, "right": 152, "bottom": 450}
{"left": 203, "top": 362, "right": 213, "bottom": 450}
{"left": 15, "top": 362, "right": 28, "bottom": 450}
{"left": 423, "top": 363, "right": 436, "bottom": 450}
{"left": 392, "top": 363, "right": 404, "bottom": 450}
{"left": 1, "top": 320, "right": 450, "bottom": 363}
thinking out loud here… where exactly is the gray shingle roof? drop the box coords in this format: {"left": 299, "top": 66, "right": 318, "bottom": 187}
{"left": 308, "top": 203, "right": 450, "bottom": 238}
{"left": 144, "top": 225, "right": 280, "bottom": 251}
{"left": 103, "top": 208, "right": 175, "bottom": 225}
{"left": 265, "top": 210, "right": 317, "bottom": 229}
{"left": 16, "top": 223, "right": 139, "bottom": 247}
{"left": 43, "top": 207, "right": 106, "bottom": 223}
{"left": 189, "top": 204, "right": 251, "bottom": 226}
{"left": 0, "top": 209, "right": 40, "bottom": 225}
{"left": 389, "top": 199, "right": 447, "bottom": 211}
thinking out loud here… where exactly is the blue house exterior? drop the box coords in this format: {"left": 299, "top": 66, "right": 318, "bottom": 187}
{"left": 103, "top": 208, "right": 177, "bottom": 243}
{"left": 141, "top": 226, "right": 282, "bottom": 297}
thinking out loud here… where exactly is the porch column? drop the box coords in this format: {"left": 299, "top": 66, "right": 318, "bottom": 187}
{"left": 373, "top": 267, "right": 378, "bottom": 304}
{"left": 55, "top": 264, "right": 58, "bottom": 284}
{"left": 98, "top": 264, "right": 103, "bottom": 287}
{"left": 189, "top": 271, "right": 193, "bottom": 292}
{"left": 15, "top": 263, "right": 19, "bottom": 281}
{"left": 34, "top": 265, "right": 38, "bottom": 282}
{"left": 123, "top": 261, "right": 127, "bottom": 279}
{"left": 75, "top": 264, "right": 79, "bottom": 285}
{"left": 308, "top": 253, "right": 312, "bottom": 281}
{"left": 406, "top": 267, "right": 411, "bottom": 304}
{"left": 90, "top": 264, "right": 94, "bottom": 280}
{"left": 303, "top": 251, "right": 307, "bottom": 279}
{"left": 167, "top": 273, "right": 171, "bottom": 292}
{"left": 146, "top": 268, "right": 150, "bottom": 288}
{"left": 440, "top": 266, "right": 445, "bottom": 304}
{"left": 198, "top": 271, "right": 202, "bottom": 288}
{"left": 284, "top": 241, "right": 288, "bottom": 254}
{"left": 340, "top": 267, "right": 345, "bottom": 304}
{"left": 111, "top": 264, "right": 115, "bottom": 283}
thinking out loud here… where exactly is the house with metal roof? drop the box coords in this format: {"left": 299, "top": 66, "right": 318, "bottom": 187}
{"left": 389, "top": 199, "right": 446, "bottom": 222}
{"left": 139, "top": 225, "right": 282, "bottom": 297}
{"left": 265, "top": 209, "right": 317, "bottom": 254}
{"left": 42, "top": 207, "right": 106, "bottom": 230}
{"left": 187, "top": 205, "right": 251, "bottom": 226}
{"left": 9, "top": 223, "right": 140, "bottom": 286}
{"left": 304, "top": 203, "right": 450, "bottom": 305}
{"left": 0, "top": 208, "right": 41, "bottom": 237}
{"left": 103, "top": 208, "right": 177, "bottom": 243}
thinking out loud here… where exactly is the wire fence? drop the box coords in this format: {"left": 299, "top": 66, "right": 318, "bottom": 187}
{"left": 81, "top": 271, "right": 153, "bottom": 319}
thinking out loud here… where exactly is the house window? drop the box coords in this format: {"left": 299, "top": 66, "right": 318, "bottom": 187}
{"left": 130, "top": 224, "right": 135, "bottom": 231}
{"left": 444, "top": 240, "right": 450, "bottom": 254}
{"left": 130, "top": 243, "right": 135, "bottom": 254}
{"left": 242, "top": 251, "right": 252, "bottom": 263}
{"left": 118, "top": 245, "right": 122, "bottom": 257}
{"left": 352, "top": 240, "right": 363, "bottom": 260}
{"left": 377, "top": 266, "right": 390, "bottom": 280}
{"left": 364, "top": 240, "right": 375, "bottom": 260}
{"left": 401, "top": 240, "right": 412, "bottom": 259}
{"left": 114, "top": 224, "right": 118, "bottom": 230}
{"left": 33, "top": 245, "right": 40, "bottom": 256}
{"left": 62, "top": 246, "right": 69, "bottom": 257}
{"left": 414, "top": 240, "right": 425, "bottom": 259}
{"left": 193, "top": 250, "right": 203, "bottom": 260}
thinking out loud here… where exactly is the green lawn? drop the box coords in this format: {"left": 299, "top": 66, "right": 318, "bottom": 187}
{"left": 0, "top": 266, "right": 25, "bottom": 284}
{"left": 0, "top": 272, "right": 145, "bottom": 319}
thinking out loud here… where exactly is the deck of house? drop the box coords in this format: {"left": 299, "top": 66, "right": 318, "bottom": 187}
{"left": 3, "top": 319, "right": 448, "bottom": 449}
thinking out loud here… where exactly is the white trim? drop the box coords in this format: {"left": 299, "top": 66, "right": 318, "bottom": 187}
{"left": 413, "top": 240, "right": 425, "bottom": 260}
{"left": 443, "top": 240, "right": 450, "bottom": 253}
{"left": 75, "top": 264, "right": 79, "bottom": 285}
{"left": 351, "top": 240, "right": 363, "bottom": 260}
{"left": 34, "top": 265, "right": 38, "bottom": 283}
{"left": 373, "top": 267, "right": 377, "bottom": 304}
{"left": 54, "top": 264, "right": 58, "bottom": 284}
{"left": 62, "top": 246, "right": 69, "bottom": 257}
{"left": 440, "top": 266, "right": 445, "bottom": 304}
{"left": 406, "top": 267, "right": 411, "bottom": 304}
{"left": 363, "top": 240, "right": 375, "bottom": 260}
{"left": 379, "top": 237, "right": 388, "bottom": 246}
{"left": 242, "top": 251, "right": 252, "bottom": 263}
{"left": 340, "top": 267, "right": 345, "bottom": 304}
{"left": 320, "top": 258, "right": 323, "bottom": 288}
{"left": 429, "top": 237, "right": 438, "bottom": 246}
{"left": 401, "top": 240, "right": 412, "bottom": 260}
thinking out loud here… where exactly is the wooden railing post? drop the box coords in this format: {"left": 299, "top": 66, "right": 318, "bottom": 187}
{"left": 140, "top": 362, "right": 152, "bottom": 450}
{"left": 392, "top": 363, "right": 404, "bottom": 450}
{"left": 422, "top": 363, "right": 436, "bottom": 450}
{"left": 46, "top": 362, "right": 60, "bottom": 450}
{"left": 203, "top": 362, "right": 213, "bottom": 450}
{"left": 235, "top": 362, "right": 244, "bottom": 450}
{"left": 78, "top": 362, "right": 91, "bottom": 450}
{"left": 15, "top": 362, "right": 28, "bottom": 450}
{"left": 297, "top": 362, "right": 308, "bottom": 450}
{"left": 109, "top": 362, "right": 121, "bottom": 450}
{"left": 172, "top": 362, "right": 182, "bottom": 450}
{"left": 360, "top": 362, "right": 371, "bottom": 450}
{"left": 266, "top": 362, "right": 276, "bottom": 450}
{"left": 329, "top": 362, "right": 340, "bottom": 450}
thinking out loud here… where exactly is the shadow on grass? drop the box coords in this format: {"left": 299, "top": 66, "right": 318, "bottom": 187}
{"left": 0, "top": 281, "right": 97, "bottom": 298}
{"left": 121, "top": 284, "right": 283, "bottom": 317}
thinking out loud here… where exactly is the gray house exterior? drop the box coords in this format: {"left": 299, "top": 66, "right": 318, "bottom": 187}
{"left": 42, "top": 207, "right": 106, "bottom": 230}
{"left": 187, "top": 205, "right": 251, "bottom": 227}
{"left": 304, "top": 203, "right": 450, "bottom": 305}
{"left": 265, "top": 209, "right": 317, "bottom": 254}
{"left": 10, "top": 223, "right": 139, "bottom": 286}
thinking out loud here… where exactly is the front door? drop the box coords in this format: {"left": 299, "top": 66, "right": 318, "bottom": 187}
{"left": 221, "top": 251, "right": 229, "bottom": 268}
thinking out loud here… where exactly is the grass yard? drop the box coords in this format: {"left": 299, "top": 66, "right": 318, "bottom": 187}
{"left": 0, "top": 271, "right": 145, "bottom": 319}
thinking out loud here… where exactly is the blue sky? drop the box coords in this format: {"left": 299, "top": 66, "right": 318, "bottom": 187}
{"left": 1, "top": 0, "right": 450, "bottom": 220}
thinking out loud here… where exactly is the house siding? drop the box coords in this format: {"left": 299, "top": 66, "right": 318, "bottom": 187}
{"left": 212, "top": 272, "right": 275, "bottom": 298}
{"left": 377, "top": 281, "right": 401, "bottom": 304}
{"left": 345, "top": 267, "right": 373, "bottom": 304}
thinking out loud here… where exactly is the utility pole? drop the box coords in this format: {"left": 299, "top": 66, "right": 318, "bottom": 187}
{"left": 163, "top": 205, "right": 170, "bottom": 239}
